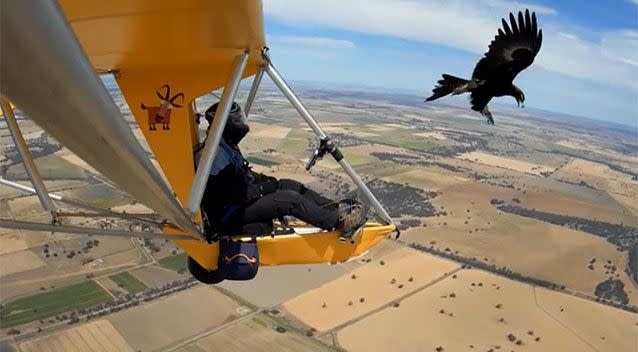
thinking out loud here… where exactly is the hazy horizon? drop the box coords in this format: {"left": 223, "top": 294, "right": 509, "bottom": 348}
{"left": 100, "top": 73, "right": 638, "bottom": 131}
{"left": 265, "top": 78, "right": 638, "bottom": 131}
{"left": 264, "top": 0, "right": 638, "bottom": 127}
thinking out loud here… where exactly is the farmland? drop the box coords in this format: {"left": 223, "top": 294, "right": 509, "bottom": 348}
{"left": 0, "top": 280, "right": 112, "bottom": 328}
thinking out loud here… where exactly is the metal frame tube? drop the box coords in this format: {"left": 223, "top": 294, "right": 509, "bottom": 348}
{"left": 0, "top": 177, "right": 62, "bottom": 201}
{"left": 189, "top": 99, "right": 198, "bottom": 126}
{"left": 55, "top": 212, "right": 161, "bottom": 221}
{"left": 0, "top": 1, "right": 197, "bottom": 234}
{"left": 264, "top": 64, "right": 325, "bottom": 137}
{"left": 0, "top": 219, "right": 199, "bottom": 241}
{"left": 0, "top": 99, "right": 57, "bottom": 221}
{"left": 264, "top": 63, "right": 393, "bottom": 225}
{"left": 337, "top": 160, "right": 393, "bottom": 223}
{"left": 186, "top": 51, "right": 250, "bottom": 214}
{"left": 244, "top": 67, "right": 265, "bottom": 117}
{"left": 0, "top": 177, "right": 161, "bottom": 226}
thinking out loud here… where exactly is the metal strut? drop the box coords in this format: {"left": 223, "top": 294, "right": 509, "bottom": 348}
{"left": 0, "top": 177, "right": 62, "bottom": 201}
{"left": 0, "top": 219, "right": 200, "bottom": 241}
{"left": 261, "top": 48, "right": 394, "bottom": 225}
{"left": 0, "top": 0, "right": 198, "bottom": 234}
{"left": 244, "top": 66, "right": 265, "bottom": 117}
{"left": 0, "top": 99, "right": 58, "bottom": 223}
{"left": 186, "top": 50, "right": 250, "bottom": 215}
{"left": 0, "top": 177, "right": 162, "bottom": 227}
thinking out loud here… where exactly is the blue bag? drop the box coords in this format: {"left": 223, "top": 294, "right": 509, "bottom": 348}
{"left": 218, "top": 239, "right": 259, "bottom": 280}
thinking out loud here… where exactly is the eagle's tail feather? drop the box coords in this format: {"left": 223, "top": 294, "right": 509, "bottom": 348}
{"left": 426, "top": 74, "right": 471, "bottom": 102}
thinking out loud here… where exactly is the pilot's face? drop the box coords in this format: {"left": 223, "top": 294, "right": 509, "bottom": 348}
{"left": 229, "top": 109, "right": 247, "bottom": 126}
{"left": 224, "top": 110, "right": 250, "bottom": 144}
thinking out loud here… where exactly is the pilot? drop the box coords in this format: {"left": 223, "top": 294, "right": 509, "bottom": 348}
{"left": 195, "top": 101, "right": 368, "bottom": 240}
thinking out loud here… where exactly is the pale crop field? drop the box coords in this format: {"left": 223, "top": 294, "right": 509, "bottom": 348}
{"left": 283, "top": 244, "right": 459, "bottom": 332}
{"left": 108, "top": 286, "right": 242, "bottom": 352}
{"left": 338, "top": 269, "right": 637, "bottom": 352}
{"left": 458, "top": 151, "right": 555, "bottom": 176}
{"left": 20, "top": 319, "right": 134, "bottom": 352}
{"left": 176, "top": 315, "right": 331, "bottom": 352}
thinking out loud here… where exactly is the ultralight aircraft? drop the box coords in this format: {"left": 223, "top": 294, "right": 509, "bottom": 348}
{"left": 0, "top": 0, "right": 397, "bottom": 283}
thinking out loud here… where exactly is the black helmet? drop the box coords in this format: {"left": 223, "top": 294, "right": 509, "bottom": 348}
{"left": 204, "top": 101, "right": 242, "bottom": 125}
{"left": 204, "top": 101, "right": 249, "bottom": 145}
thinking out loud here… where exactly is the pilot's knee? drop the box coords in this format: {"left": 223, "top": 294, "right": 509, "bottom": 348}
{"left": 274, "top": 190, "right": 304, "bottom": 215}
{"left": 277, "top": 189, "right": 303, "bottom": 201}
{"left": 278, "top": 179, "right": 303, "bottom": 192}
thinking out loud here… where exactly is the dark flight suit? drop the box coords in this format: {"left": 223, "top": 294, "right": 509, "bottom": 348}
{"left": 196, "top": 139, "right": 339, "bottom": 236}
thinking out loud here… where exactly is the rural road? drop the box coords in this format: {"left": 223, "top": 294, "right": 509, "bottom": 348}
{"left": 321, "top": 266, "right": 463, "bottom": 337}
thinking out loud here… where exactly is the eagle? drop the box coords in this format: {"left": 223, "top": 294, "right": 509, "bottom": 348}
{"left": 425, "top": 9, "right": 543, "bottom": 124}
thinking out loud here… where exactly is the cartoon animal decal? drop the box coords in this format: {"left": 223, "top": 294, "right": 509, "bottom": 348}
{"left": 141, "top": 84, "right": 184, "bottom": 131}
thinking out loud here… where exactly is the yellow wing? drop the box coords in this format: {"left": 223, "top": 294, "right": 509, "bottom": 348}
{"left": 53, "top": 1, "right": 395, "bottom": 271}
{"left": 56, "top": 0, "right": 268, "bottom": 269}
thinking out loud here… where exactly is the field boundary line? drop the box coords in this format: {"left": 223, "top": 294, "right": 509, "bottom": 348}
{"left": 163, "top": 311, "right": 260, "bottom": 352}
{"left": 321, "top": 266, "right": 463, "bottom": 337}
{"left": 93, "top": 278, "right": 117, "bottom": 300}
{"left": 533, "top": 287, "right": 600, "bottom": 352}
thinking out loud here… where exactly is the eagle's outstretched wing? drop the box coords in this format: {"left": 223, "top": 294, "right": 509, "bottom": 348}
{"left": 472, "top": 9, "right": 543, "bottom": 82}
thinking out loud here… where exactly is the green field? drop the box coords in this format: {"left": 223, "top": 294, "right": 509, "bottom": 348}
{"left": 279, "top": 129, "right": 313, "bottom": 156}
{"left": 0, "top": 280, "right": 112, "bottom": 328}
{"left": 109, "top": 272, "right": 148, "bottom": 294}
{"left": 6, "top": 155, "right": 85, "bottom": 179}
{"left": 357, "top": 127, "right": 440, "bottom": 153}
{"left": 246, "top": 155, "right": 280, "bottom": 167}
{"left": 356, "top": 161, "right": 410, "bottom": 178}
{"left": 67, "top": 184, "right": 134, "bottom": 208}
{"left": 159, "top": 253, "right": 188, "bottom": 273}
{"left": 340, "top": 151, "right": 378, "bottom": 167}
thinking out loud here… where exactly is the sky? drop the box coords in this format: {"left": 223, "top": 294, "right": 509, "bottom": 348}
{"left": 262, "top": 0, "right": 638, "bottom": 127}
